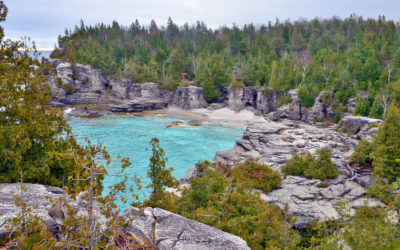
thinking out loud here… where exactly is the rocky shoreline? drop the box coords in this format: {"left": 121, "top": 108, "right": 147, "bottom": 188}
{"left": 43, "top": 59, "right": 390, "bottom": 229}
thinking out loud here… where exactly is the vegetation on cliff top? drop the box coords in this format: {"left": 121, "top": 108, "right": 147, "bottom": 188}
{"left": 52, "top": 16, "right": 400, "bottom": 117}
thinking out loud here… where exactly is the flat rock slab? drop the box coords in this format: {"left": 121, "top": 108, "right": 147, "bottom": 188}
{"left": 125, "top": 207, "right": 250, "bottom": 250}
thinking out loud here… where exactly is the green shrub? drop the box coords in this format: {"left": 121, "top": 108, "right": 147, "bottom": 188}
{"left": 318, "top": 180, "right": 329, "bottom": 188}
{"left": 333, "top": 113, "right": 341, "bottom": 123}
{"left": 351, "top": 140, "right": 373, "bottom": 168}
{"left": 177, "top": 163, "right": 299, "bottom": 250}
{"left": 368, "top": 122, "right": 379, "bottom": 129}
{"left": 366, "top": 178, "right": 397, "bottom": 205}
{"left": 229, "top": 77, "right": 245, "bottom": 90}
{"left": 282, "top": 150, "right": 338, "bottom": 180}
{"left": 277, "top": 94, "right": 291, "bottom": 108}
{"left": 304, "top": 150, "right": 338, "bottom": 179}
{"left": 233, "top": 158, "right": 281, "bottom": 192}
{"left": 281, "top": 153, "right": 313, "bottom": 177}
{"left": 62, "top": 83, "right": 78, "bottom": 94}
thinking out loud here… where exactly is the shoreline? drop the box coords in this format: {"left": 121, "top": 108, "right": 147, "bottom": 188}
{"left": 66, "top": 105, "right": 270, "bottom": 129}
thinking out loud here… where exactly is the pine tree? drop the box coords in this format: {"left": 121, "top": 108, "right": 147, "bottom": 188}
{"left": 371, "top": 104, "right": 400, "bottom": 180}
{"left": 144, "top": 138, "right": 178, "bottom": 207}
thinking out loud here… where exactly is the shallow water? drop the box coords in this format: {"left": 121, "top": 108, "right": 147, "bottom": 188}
{"left": 69, "top": 114, "right": 244, "bottom": 207}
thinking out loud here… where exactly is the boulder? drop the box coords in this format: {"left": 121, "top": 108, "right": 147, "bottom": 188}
{"left": 125, "top": 207, "right": 250, "bottom": 250}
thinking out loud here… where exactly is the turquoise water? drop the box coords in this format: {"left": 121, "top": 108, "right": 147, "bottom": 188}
{"left": 69, "top": 114, "right": 244, "bottom": 207}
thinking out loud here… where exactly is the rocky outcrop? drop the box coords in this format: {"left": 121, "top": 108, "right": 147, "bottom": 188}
{"left": 267, "top": 89, "right": 302, "bottom": 121}
{"left": 0, "top": 183, "right": 250, "bottom": 249}
{"left": 219, "top": 87, "right": 276, "bottom": 115}
{"left": 338, "top": 115, "right": 381, "bottom": 134}
{"left": 258, "top": 176, "right": 383, "bottom": 229}
{"left": 43, "top": 59, "right": 207, "bottom": 113}
{"left": 125, "top": 207, "right": 250, "bottom": 250}
{"left": 68, "top": 107, "right": 112, "bottom": 118}
{"left": 169, "top": 86, "right": 208, "bottom": 110}
{"left": 109, "top": 100, "right": 167, "bottom": 113}
{"left": 305, "top": 91, "right": 337, "bottom": 122}
{"left": 346, "top": 98, "right": 356, "bottom": 113}
{"left": 0, "top": 183, "right": 65, "bottom": 239}
{"left": 214, "top": 119, "right": 382, "bottom": 228}
{"left": 268, "top": 90, "right": 340, "bottom": 123}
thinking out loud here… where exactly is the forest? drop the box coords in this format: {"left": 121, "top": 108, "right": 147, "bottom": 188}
{"left": 52, "top": 15, "right": 400, "bottom": 118}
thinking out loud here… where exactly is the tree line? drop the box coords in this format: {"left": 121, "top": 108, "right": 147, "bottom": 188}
{"left": 52, "top": 15, "right": 400, "bottom": 117}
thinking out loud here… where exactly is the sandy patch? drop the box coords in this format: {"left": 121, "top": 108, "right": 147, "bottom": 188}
{"left": 165, "top": 107, "right": 268, "bottom": 128}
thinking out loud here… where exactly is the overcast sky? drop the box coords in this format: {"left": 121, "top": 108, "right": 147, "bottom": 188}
{"left": 3, "top": 0, "right": 400, "bottom": 49}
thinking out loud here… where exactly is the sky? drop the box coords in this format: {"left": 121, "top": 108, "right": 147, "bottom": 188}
{"left": 3, "top": 0, "right": 400, "bottom": 49}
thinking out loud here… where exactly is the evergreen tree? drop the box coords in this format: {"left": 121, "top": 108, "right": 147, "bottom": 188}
{"left": 371, "top": 104, "right": 400, "bottom": 181}
{"left": 0, "top": 3, "right": 80, "bottom": 186}
{"left": 144, "top": 138, "right": 178, "bottom": 207}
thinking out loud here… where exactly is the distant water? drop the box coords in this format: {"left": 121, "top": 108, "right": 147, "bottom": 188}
{"left": 27, "top": 50, "right": 52, "bottom": 59}
{"left": 69, "top": 114, "right": 244, "bottom": 207}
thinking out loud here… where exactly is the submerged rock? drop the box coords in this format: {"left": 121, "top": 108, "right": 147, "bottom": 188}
{"left": 165, "top": 121, "right": 185, "bottom": 128}
{"left": 188, "top": 120, "right": 202, "bottom": 126}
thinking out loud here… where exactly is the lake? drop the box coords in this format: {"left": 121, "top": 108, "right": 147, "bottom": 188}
{"left": 69, "top": 114, "right": 244, "bottom": 207}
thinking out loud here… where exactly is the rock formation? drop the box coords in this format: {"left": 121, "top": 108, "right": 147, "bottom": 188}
{"left": 0, "top": 183, "right": 250, "bottom": 249}
{"left": 338, "top": 115, "right": 381, "bottom": 134}
{"left": 218, "top": 87, "right": 277, "bottom": 115}
{"left": 43, "top": 59, "right": 208, "bottom": 115}
{"left": 44, "top": 59, "right": 350, "bottom": 123}
{"left": 214, "top": 119, "right": 384, "bottom": 228}
{"left": 125, "top": 207, "right": 250, "bottom": 249}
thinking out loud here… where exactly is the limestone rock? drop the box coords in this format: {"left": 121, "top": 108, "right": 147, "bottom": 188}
{"left": 347, "top": 98, "right": 356, "bottom": 113}
{"left": 0, "top": 183, "right": 249, "bottom": 249}
{"left": 266, "top": 89, "right": 303, "bottom": 121}
{"left": 125, "top": 207, "right": 250, "bottom": 250}
{"left": 69, "top": 107, "right": 112, "bottom": 118}
{"left": 214, "top": 119, "right": 381, "bottom": 227}
{"left": 338, "top": 115, "right": 381, "bottom": 134}
{"left": 222, "top": 87, "right": 276, "bottom": 115}
{"left": 169, "top": 86, "right": 208, "bottom": 110}
{"left": 304, "top": 91, "right": 337, "bottom": 122}
{"left": 0, "top": 183, "right": 65, "bottom": 239}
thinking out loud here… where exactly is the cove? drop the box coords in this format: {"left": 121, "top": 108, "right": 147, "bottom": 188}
{"left": 69, "top": 113, "right": 244, "bottom": 207}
